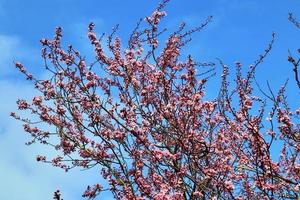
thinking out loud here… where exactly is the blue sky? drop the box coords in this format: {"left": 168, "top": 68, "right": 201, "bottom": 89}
{"left": 0, "top": 0, "right": 300, "bottom": 199}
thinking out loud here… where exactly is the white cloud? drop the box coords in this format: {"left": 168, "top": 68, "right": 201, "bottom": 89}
{"left": 0, "top": 35, "right": 39, "bottom": 78}
{"left": 0, "top": 35, "right": 19, "bottom": 76}
{"left": 0, "top": 79, "right": 114, "bottom": 199}
{"left": 0, "top": 31, "right": 113, "bottom": 199}
{"left": 0, "top": 81, "right": 68, "bottom": 199}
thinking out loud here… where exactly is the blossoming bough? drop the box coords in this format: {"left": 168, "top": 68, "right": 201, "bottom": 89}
{"left": 12, "top": 0, "right": 300, "bottom": 199}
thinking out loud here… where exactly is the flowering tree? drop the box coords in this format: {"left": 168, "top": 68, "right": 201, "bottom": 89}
{"left": 12, "top": 1, "right": 299, "bottom": 199}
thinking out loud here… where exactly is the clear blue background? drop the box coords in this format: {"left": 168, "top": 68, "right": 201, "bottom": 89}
{"left": 0, "top": 0, "right": 299, "bottom": 199}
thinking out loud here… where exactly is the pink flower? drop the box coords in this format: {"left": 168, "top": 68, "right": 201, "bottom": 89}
{"left": 36, "top": 155, "right": 46, "bottom": 162}
{"left": 32, "top": 96, "right": 43, "bottom": 106}
{"left": 17, "top": 99, "right": 29, "bottom": 110}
